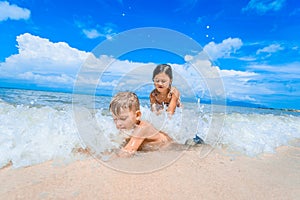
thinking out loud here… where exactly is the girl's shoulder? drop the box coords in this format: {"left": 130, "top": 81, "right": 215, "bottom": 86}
{"left": 170, "top": 86, "right": 180, "bottom": 96}
{"left": 150, "top": 89, "right": 158, "bottom": 97}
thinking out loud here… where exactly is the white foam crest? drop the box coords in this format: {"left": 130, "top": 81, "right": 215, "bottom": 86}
{"left": 140, "top": 105, "right": 206, "bottom": 144}
{"left": 76, "top": 107, "right": 120, "bottom": 153}
{"left": 140, "top": 104, "right": 300, "bottom": 157}
{"left": 221, "top": 113, "right": 300, "bottom": 156}
{"left": 0, "top": 102, "right": 81, "bottom": 168}
{"left": 1, "top": 100, "right": 300, "bottom": 168}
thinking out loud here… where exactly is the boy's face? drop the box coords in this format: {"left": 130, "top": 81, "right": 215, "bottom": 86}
{"left": 112, "top": 108, "right": 141, "bottom": 130}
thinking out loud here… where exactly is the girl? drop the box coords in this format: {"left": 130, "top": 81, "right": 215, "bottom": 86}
{"left": 150, "top": 64, "right": 204, "bottom": 145}
{"left": 150, "top": 64, "right": 182, "bottom": 115}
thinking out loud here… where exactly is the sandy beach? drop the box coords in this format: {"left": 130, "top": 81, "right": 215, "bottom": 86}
{"left": 1, "top": 145, "right": 299, "bottom": 200}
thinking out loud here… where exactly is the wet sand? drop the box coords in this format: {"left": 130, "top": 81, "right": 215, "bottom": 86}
{"left": 0, "top": 145, "right": 299, "bottom": 200}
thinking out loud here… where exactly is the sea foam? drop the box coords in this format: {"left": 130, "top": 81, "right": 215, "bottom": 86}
{"left": 0, "top": 96, "right": 300, "bottom": 168}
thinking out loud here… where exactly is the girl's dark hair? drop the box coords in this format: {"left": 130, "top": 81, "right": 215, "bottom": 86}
{"left": 152, "top": 64, "right": 173, "bottom": 81}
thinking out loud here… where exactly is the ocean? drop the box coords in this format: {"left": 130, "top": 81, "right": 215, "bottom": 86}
{"left": 1, "top": 87, "right": 299, "bottom": 168}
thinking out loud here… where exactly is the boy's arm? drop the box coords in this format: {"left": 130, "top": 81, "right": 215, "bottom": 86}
{"left": 119, "top": 136, "right": 145, "bottom": 157}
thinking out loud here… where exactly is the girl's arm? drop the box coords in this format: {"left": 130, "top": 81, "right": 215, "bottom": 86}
{"left": 150, "top": 92, "right": 160, "bottom": 113}
{"left": 167, "top": 87, "right": 180, "bottom": 115}
{"left": 149, "top": 92, "right": 155, "bottom": 111}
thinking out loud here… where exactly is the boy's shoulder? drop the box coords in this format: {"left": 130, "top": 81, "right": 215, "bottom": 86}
{"left": 138, "top": 120, "right": 152, "bottom": 128}
{"left": 134, "top": 120, "right": 154, "bottom": 132}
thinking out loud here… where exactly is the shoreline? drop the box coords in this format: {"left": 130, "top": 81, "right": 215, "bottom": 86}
{"left": 1, "top": 145, "right": 299, "bottom": 200}
{"left": 2, "top": 87, "right": 300, "bottom": 113}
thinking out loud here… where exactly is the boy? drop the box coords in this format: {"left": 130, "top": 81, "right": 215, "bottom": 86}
{"left": 110, "top": 91, "right": 173, "bottom": 157}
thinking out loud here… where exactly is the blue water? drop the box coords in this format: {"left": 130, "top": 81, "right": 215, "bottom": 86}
{"left": 0, "top": 87, "right": 300, "bottom": 168}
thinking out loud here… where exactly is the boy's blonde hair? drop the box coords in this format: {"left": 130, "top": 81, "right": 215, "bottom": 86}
{"left": 109, "top": 92, "right": 140, "bottom": 116}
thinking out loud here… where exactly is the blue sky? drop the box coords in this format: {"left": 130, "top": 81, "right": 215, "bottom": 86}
{"left": 0, "top": 0, "right": 300, "bottom": 110}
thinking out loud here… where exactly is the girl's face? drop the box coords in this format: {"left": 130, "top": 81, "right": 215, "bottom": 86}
{"left": 153, "top": 73, "right": 171, "bottom": 93}
{"left": 112, "top": 108, "right": 141, "bottom": 130}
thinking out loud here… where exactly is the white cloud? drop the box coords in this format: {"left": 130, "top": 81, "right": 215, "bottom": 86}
{"left": 243, "top": 63, "right": 300, "bottom": 104}
{"left": 247, "top": 62, "right": 300, "bottom": 76}
{"left": 1, "top": 33, "right": 298, "bottom": 107}
{"left": 0, "top": 1, "right": 30, "bottom": 21}
{"left": 0, "top": 33, "right": 90, "bottom": 86}
{"left": 0, "top": 33, "right": 153, "bottom": 90}
{"left": 19, "top": 72, "right": 74, "bottom": 85}
{"left": 82, "top": 26, "right": 116, "bottom": 40}
{"left": 76, "top": 19, "right": 117, "bottom": 40}
{"left": 203, "top": 37, "right": 243, "bottom": 60}
{"left": 182, "top": 48, "right": 300, "bottom": 105}
{"left": 237, "top": 56, "right": 257, "bottom": 61}
{"left": 256, "top": 44, "right": 284, "bottom": 55}
{"left": 242, "top": 0, "right": 286, "bottom": 14}
{"left": 220, "top": 69, "right": 257, "bottom": 78}
{"left": 83, "top": 29, "right": 101, "bottom": 39}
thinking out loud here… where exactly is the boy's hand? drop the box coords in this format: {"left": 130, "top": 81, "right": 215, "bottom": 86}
{"left": 117, "top": 148, "right": 135, "bottom": 158}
